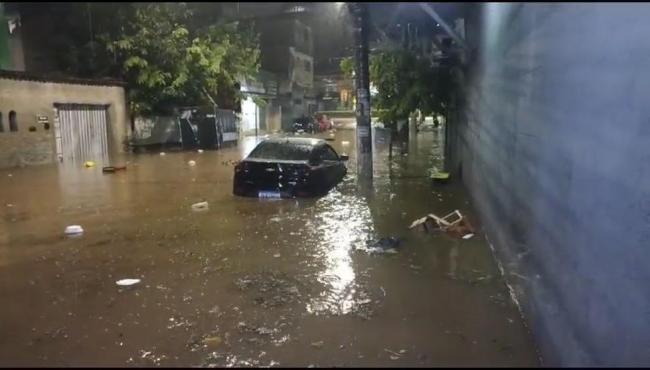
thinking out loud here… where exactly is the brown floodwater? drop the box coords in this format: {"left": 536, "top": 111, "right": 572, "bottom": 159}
{"left": 0, "top": 126, "right": 540, "bottom": 367}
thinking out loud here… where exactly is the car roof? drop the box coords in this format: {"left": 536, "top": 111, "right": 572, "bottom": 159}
{"left": 260, "top": 137, "right": 327, "bottom": 147}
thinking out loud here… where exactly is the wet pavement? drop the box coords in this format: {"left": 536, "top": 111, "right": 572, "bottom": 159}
{"left": 0, "top": 127, "right": 540, "bottom": 367}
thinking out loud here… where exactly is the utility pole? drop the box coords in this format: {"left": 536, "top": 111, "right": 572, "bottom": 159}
{"left": 349, "top": 2, "right": 373, "bottom": 180}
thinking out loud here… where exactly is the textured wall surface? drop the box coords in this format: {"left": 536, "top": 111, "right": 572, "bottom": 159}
{"left": 0, "top": 78, "right": 128, "bottom": 168}
{"left": 457, "top": 3, "right": 650, "bottom": 366}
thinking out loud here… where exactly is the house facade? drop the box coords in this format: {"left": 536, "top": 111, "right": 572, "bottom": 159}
{"left": 0, "top": 4, "right": 129, "bottom": 168}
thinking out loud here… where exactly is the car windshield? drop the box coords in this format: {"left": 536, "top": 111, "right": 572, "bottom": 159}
{"left": 247, "top": 142, "right": 313, "bottom": 161}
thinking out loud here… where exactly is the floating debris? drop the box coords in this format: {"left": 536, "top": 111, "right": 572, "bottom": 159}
{"left": 191, "top": 201, "right": 209, "bottom": 212}
{"left": 116, "top": 278, "right": 141, "bottom": 286}
{"left": 64, "top": 225, "right": 84, "bottom": 235}
{"left": 385, "top": 348, "right": 404, "bottom": 360}
{"left": 409, "top": 210, "right": 475, "bottom": 239}
{"left": 202, "top": 336, "right": 223, "bottom": 349}
{"left": 188, "top": 160, "right": 197, "bottom": 166}
{"left": 256, "top": 327, "right": 276, "bottom": 336}
{"left": 366, "top": 237, "right": 402, "bottom": 254}
{"left": 234, "top": 271, "right": 302, "bottom": 308}
{"left": 102, "top": 165, "right": 127, "bottom": 173}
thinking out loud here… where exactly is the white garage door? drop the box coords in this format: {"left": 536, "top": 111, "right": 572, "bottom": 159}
{"left": 55, "top": 104, "right": 110, "bottom": 164}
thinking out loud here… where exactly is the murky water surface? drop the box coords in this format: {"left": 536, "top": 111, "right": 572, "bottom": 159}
{"left": 0, "top": 128, "right": 539, "bottom": 366}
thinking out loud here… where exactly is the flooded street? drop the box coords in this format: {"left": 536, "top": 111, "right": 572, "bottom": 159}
{"left": 0, "top": 128, "right": 539, "bottom": 367}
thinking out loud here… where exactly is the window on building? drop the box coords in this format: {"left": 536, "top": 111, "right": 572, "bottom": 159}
{"left": 0, "top": 112, "right": 4, "bottom": 132}
{"left": 9, "top": 111, "right": 17, "bottom": 132}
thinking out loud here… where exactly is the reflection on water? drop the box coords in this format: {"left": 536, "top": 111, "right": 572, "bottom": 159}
{"left": 449, "top": 244, "right": 460, "bottom": 278}
{"left": 305, "top": 189, "right": 374, "bottom": 315}
{"left": 0, "top": 127, "right": 540, "bottom": 367}
{"left": 57, "top": 162, "right": 111, "bottom": 208}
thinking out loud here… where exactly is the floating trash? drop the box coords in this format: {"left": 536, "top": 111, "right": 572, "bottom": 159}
{"left": 116, "top": 278, "right": 141, "bottom": 286}
{"left": 409, "top": 210, "right": 475, "bottom": 239}
{"left": 366, "top": 236, "right": 402, "bottom": 254}
{"left": 64, "top": 225, "right": 84, "bottom": 235}
{"left": 83, "top": 161, "right": 96, "bottom": 168}
{"left": 102, "top": 165, "right": 127, "bottom": 173}
{"left": 191, "top": 201, "right": 209, "bottom": 212}
{"left": 202, "top": 336, "right": 222, "bottom": 349}
{"left": 188, "top": 160, "right": 196, "bottom": 166}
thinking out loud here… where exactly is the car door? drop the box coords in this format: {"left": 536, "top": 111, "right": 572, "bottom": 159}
{"left": 319, "top": 144, "right": 346, "bottom": 187}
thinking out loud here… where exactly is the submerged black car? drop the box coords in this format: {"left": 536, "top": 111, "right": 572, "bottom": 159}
{"left": 233, "top": 137, "right": 348, "bottom": 198}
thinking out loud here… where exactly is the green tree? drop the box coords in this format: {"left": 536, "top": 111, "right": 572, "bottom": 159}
{"left": 340, "top": 48, "right": 451, "bottom": 132}
{"left": 107, "top": 3, "right": 260, "bottom": 116}
{"left": 13, "top": 3, "right": 261, "bottom": 116}
{"left": 340, "top": 57, "right": 355, "bottom": 81}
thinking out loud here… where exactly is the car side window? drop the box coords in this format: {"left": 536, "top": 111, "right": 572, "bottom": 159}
{"left": 321, "top": 145, "right": 339, "bottom": 161}
{"left": 309, "top": 148, "right": 323, "bottom": 165}
{"left": 310, "top": 145, "right": 340, "bottom": 165}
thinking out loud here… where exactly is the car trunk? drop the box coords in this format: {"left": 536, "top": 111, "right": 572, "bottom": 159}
{"left": 239, "top": 160, "right": 311, "bottom": 196}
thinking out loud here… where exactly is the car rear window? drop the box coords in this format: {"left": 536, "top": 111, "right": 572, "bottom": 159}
{"left": 247, "top": 142, "right": 313, "bottom": 161}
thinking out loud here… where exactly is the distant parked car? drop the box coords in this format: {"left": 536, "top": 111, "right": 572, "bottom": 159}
{"left": 291, "top": 116, "right": 316, "bottom": 133}
{"left": 233, "top": 137, "right": 348, "bottom": 198}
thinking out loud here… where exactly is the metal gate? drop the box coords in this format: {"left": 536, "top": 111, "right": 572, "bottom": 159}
{"left": 216, "top": 108, "right": 238, "bottom": 143}
{"left": 55, "top": 104, "right": 110, "bottom": 163}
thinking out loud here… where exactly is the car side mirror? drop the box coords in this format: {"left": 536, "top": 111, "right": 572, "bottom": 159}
{"left": 339, "top": 154, "right": 349, "bottom": 161}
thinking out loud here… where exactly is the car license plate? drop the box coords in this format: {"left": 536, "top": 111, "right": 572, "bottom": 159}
{"left": 258, "top": 191, "right": 282, "bottom": 199}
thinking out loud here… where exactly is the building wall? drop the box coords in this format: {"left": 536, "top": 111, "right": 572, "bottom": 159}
{"left": 258, "top": 18, "right": 313, "bottom": 57}
{"left": 0, "top": 77, "right": 128, "bottom": 168}
{"left": 456, "top": 3, "right": 650, "bottom": 366}
{"left": 240, "top": 96, "right": 259, "bottom": 134}
{"left": 289, "top": 47, "right": 313, "bottom": 89}
{"left": 7, "top": 22, "right": 25, "bottom": 71}
{"left": 256, "top": 16, "right": 314, "bottom": 131}
{"left": 266, "top": 103, "right": 282, "bottom": 132}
